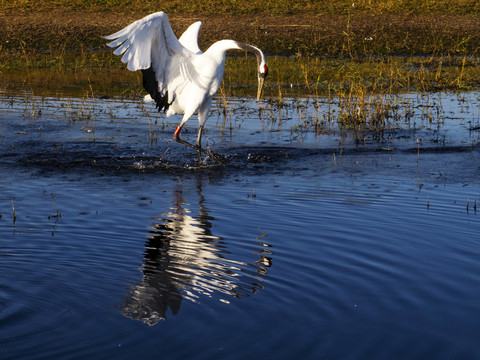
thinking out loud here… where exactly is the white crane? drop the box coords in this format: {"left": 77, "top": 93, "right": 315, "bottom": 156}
{"left": 105, "top": 12, "right": 268, "bottom": 159}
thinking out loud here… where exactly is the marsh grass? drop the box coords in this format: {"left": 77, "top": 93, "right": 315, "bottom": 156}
{"left": 11, "top": 198, "right": 16, "bottom": 224}
{"left": 49, "top": 193, "right": 61, "bottom": 219}
{"left": 258, "top": 55, "right": 479, "bottom": 132}
{"left": 222, "top": 55, "right": 480, "bottom": 101}
{"left": 2, "top": 48, "right": 479, "bottom": 133}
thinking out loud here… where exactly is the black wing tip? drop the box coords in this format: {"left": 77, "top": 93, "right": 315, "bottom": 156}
{"left": 141, "top": 68, "right": 172, "bottom": 112}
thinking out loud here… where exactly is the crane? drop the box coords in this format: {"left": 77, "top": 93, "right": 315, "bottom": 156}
{"left": 105, "top": 12, "right": 268, "bottom": 162}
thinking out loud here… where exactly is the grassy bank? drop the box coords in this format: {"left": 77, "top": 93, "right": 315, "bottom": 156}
{"left": 1, "top": 0, "right": 479, "bottom": 15}
{"left": 1, "top": 1, "right": 480, "bottom": 56}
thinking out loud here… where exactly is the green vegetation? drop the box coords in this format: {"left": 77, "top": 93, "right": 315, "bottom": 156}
{"left": 226, "top": 56, "right": 480, "bottom": 95}
{"left": 3, "top": 53, "right": 478, "bottom": 99}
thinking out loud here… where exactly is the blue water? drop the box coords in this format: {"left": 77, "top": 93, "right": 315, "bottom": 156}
{"left": 1, "top": 91, "right": 480, "bottom": 359}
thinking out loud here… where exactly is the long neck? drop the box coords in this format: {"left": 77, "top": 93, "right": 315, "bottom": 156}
{"left": 205, "top": 40, "right": 265, "bottom": 66}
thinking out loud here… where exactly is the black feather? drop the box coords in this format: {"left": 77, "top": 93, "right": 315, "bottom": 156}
{"left": 142, "top": 67, "right": 171, "bottom": 112}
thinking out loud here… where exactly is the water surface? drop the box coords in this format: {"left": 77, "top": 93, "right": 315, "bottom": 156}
{"left": 1, "top": 90, "right": 480, "bottom": 359}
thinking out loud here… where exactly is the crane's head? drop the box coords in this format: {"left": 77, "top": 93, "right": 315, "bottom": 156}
{"left": 257, "top": 63, "right": 268, "bottom": 100}
{"left": 232, "top": 41, "right": 268, "bottom": 100}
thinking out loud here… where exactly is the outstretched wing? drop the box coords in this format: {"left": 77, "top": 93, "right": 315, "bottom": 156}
{"left": 105, "top": 12, "right": 193, "bottom": 110}
{"left": 178, "top": 21, "right": 203, "bottom": 54}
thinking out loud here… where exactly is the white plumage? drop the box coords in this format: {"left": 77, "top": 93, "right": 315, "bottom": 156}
{"left": 105, "top": 12, "right": 268, "bottom": 150}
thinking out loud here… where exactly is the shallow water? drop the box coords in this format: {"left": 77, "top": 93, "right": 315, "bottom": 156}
{"left": 1, "top": 90, "right": 480, "bottom": 359}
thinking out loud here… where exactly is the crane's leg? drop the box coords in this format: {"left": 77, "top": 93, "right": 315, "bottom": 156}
{"left": 196, "top": 125, "right": 204, "bottom": 148}
{"left": 194, "top": 126, "right": 204, "bottom": 163}
{"left": 173, "top": 133, "right": 225, "bottom": 164}
{"left": 171, "top": 103, "right": 227, "bottom": 164}
{"left": 172, "top": 112, "right": 190, "bottom": 144}
{"left": 172, "top": 124, "right": 183, "bottom": 142}
{"left": 196, "top": 98, "right": 210, "bottom": 148}
{"left": 172, "top": 124, "right": 203, "bottom": 148}
{"left": 172, "top": 123, "right": 226, "bottom": 165}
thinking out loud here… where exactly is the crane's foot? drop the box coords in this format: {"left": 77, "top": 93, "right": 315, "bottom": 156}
{"left": 173, "top": 135, "right": 228, "bottom": 165}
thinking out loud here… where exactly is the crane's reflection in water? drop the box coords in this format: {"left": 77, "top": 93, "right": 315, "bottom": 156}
{"left": 123, "top": 180, "right": 272, "bottom": 325}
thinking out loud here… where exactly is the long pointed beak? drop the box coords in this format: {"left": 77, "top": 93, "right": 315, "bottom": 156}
{"left": 257, "top": 76, "right": 265, "bottom": 100}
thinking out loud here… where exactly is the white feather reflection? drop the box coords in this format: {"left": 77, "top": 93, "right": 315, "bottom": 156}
{"left": 123, "top": 181, "right": 272, "bottom": 325}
